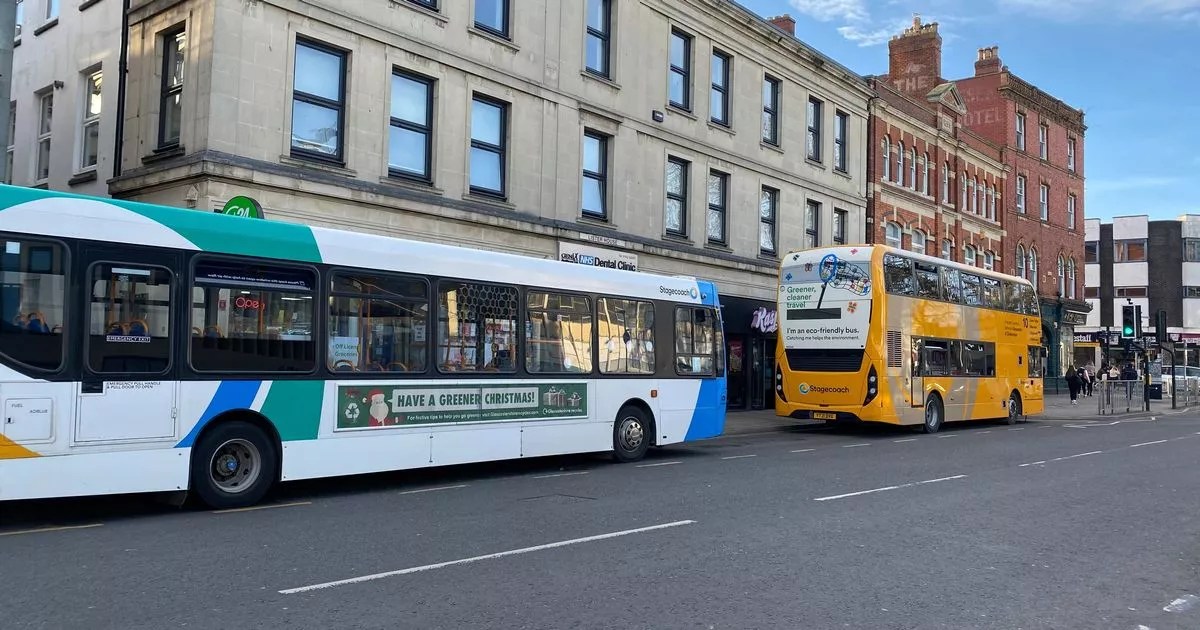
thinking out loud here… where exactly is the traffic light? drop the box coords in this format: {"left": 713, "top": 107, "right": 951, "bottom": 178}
{"left": 1156, "top": 309, "right": 1168, "bottom": 344}
{"left": 1121, "top": 305, "right": 1136, "bottom": 338}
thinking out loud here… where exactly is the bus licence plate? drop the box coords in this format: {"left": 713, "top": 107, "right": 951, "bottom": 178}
{"left": 812, "top": 412, "right": 837, "bottom": 420}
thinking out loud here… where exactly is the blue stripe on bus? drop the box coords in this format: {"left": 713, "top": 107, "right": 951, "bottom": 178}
{"left": 176, "top": 380, "right": 263, "bottom": 448}
{"left": 684, "top": 378, "right": 726, "bottom": 441}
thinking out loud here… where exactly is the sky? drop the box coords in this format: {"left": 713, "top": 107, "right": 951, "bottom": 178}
{"left": 735, "top": 0, "right": 1200, "bottom": 222}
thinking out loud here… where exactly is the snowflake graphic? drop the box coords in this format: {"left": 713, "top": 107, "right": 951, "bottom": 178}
{"left": 847, "top": 302, "right": 858, "bottom": 313}
{"left": 804, "top": 262, "right": 814, "bottom": 272}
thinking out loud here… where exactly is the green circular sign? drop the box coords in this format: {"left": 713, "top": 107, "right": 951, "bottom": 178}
{"left": 219, "top": 196, "right": 264, "bottom": 219}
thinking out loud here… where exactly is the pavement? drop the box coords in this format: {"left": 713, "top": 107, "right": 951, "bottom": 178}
{"left": 3, "top": 407, "right": 1200, "bottom": 629}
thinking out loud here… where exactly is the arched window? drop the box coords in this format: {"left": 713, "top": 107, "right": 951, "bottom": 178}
{"left": 1016, "top": 245, "right": 1026, "bottom": 279}
{"left": 1028, "top": 247, "right": 1039, "bottom": 290}
{"left": 885, "top": 222, "right": 902, "bottom": 248}
{"left": 1057, "top": 255, "right": 1066, "bottom": 296}
{"left": 964, "top": 244, "right": 977, "bottom": 267}
{"left": 1067, "top": 258, "right": 1076, "bottom": 299}
{"left": 922, "top": 153, "right": 930, "bottom": 194}
{"left": 969, "top": 178, "right": 977, "bottom": 214}
{"left": 911, "top": 229, "right": 927, "bottom": 255}
{"left": 961, "top": 173, "right": 968, "bottom": 210}
{"left": 983, "top": 250, "right": 995, "bottom": 271}
{"left": 974, "top": 178, "right": 982, "bottom": 214}
{"left": 941, "top": 238, "right": 953, "bottom": 261}
{"left": 909, "top": 149, "right": 917, "bottom": 189}
{"left": 881, "top": 137, "right": 891, "bottom": 181}
{"left": 897, "top": 142, "right": 905, "bottom": 185}
{"left": 988, "top": 185, "right": 996, "bottom": 220}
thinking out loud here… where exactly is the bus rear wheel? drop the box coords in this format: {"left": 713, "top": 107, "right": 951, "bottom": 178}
{"left": 613, "top": 405, "right": 650, "bottom": 462}
{"left": 191, "top": 420, "right": 278, "bottom": 509}
{"left": 921, "top": 395, "right": 944, "bottom": 434}
{"left": 1007, "top": 392, "right": 1023, "bottom": 425}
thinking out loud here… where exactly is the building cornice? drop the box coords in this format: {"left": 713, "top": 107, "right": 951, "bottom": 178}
{"left": 1001, "top": 72, "right": 1087, "bottom": 134}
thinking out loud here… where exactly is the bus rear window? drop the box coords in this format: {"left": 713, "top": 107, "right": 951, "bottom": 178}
{"left": 675, "top": 307, "right": 717, "bottom": 376}
{"left": 0, "top": 239, "right": 66, "bottom": 371}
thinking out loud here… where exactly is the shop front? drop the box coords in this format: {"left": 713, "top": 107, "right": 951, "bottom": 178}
{"left": 721, "top": 296, "right": 778, "bottom": 411}
{"left": 1041, "top": 299, "right": 1092, "bottom": 378}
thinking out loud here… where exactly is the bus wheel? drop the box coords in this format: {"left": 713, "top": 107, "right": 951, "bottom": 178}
{"left": 191, "top": 421, "right": 278, "bottom": 509}
{"left": 612, "top": 406, "right": 650, "bottom": 462}
{"left": 921, "top": 395, "right": 944, "bottom": 434}
{"left": 1007, "top": 392, "right": 1023, "bottom": 425}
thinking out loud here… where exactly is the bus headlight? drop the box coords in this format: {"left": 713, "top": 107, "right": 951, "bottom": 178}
{"left": 863, "top": 365, "right": 879, "bottom": 405}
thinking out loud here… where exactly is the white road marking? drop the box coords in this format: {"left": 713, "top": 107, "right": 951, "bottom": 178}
{"left": 1129, "top": 440, "right": 1169, "bottom": 448}
{"left": 790, "top": 448, "right": 816, "bottom": 453}
{"left": 1039, "top": 425, "right": 1054, "bottom": 429}
{"left": 842, "top": 443, "right": 870, "bottom": 448}
{"left": 1008, "top": 428, "right": 1025, "bottom": 431}
{"left": 1051, "top": 451, "right": 1103, "bottom": 462}
{"left": 531, "top": 471, "right": 590, "bottom": 479}
{"left": 813, "top": 475, "right": 967, "bottom": 502}
{"left": 936, "top": 434, "right": 957, "bottom": 439}
{"left": 213, "top": 501, "right": 312, "bottom": 514}
{"left": 1018, "top": 461, "right": 1047, "bottom": 467}
{"left": 397, "top": 484, "right": 468, "bottom": 495}
{"left": 979, "top": 431, "right": 992, "bottom": 434}
{"left": 0, "top": 523, "right": 103, "bottom": 537}
{"left": 1163, "top": 594, "right": 1198, "bottom": 613}
{"left": 279, "top": 520, "right": 698, "bottom": 594}
{"left": 893, "top": 438, "right": 917, "bottom": 443}
{"left": 721, "top": 454, "right": 758, "bottom": 460}
{"left": 636, "top": 461, "right": 681, "bottom": 468}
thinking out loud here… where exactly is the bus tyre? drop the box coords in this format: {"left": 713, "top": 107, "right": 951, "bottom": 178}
{"left": 1007, "top": 392, "right": 1023, "bottom": 425}
{"left": 921, "top": 395, "right": 944, "bottom": 434}
{"left": 613, "top": 406, "right": 650, "bottom": 462}
{"left": 191, "top": 421, "right": 278, "bottom": 510}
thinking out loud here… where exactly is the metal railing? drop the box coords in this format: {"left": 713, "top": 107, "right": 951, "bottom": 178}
{"left": 1096, "top": 380, "right": 1143, "bottom": 415}
{"left": 1163, "top": 376, "right": 1200, "bottom": 408}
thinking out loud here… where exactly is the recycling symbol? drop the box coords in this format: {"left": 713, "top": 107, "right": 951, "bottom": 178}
{"left": 344, "top": 402, "right": 361, "bottom": 420}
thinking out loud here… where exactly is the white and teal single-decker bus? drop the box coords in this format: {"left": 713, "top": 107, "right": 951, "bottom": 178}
{"left": 0, "top": 186, "right": 727, "bottom": 508}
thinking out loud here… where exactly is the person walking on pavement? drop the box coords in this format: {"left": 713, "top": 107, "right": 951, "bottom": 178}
{"left": 1121, "top": 362, "right": 1138, "bottom": 381}
{"left": 1080, "top": 365, "right": 1093, "bottom": 397}
{"left": 1065, "top": 364, "right": 1082, "bottom": 405}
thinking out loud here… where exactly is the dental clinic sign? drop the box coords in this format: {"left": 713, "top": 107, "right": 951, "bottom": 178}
{"left": 559, "top": 242, "right": 638, "bottom": 272}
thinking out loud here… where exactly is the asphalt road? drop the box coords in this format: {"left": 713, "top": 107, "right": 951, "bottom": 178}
{"left": 3, "top": 412, "right": 1200, "bottom": 630}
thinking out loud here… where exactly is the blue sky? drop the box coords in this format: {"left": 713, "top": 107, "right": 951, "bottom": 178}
{"left": 736, "top": 0, "right": 1200, "bottom": 221}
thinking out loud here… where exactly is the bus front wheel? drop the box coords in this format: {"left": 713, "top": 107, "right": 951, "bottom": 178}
{"left": 921, "top": 395, "right": 944, "bottom": 434}
{"left": 191, "top": 420, "right": 278, "bottom": 509}
{"left": 613, "top": 405, "right": 650, "bottom": 462}
{"left": 1007, "top": 392, "right": 1023, "bottom": 425}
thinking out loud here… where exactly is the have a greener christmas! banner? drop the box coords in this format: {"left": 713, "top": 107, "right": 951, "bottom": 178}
{"left": 338, "top": 383, "right": 589, "bottom": 429}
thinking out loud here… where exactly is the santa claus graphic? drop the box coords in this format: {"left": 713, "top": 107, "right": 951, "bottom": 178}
{"left": 368, "top": 389, "right": 391, "bottom": 427}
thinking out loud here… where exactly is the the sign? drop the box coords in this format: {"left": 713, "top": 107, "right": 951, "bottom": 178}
{"left": 1150, "top": 360, "right": 1163, "bottom": 385}
{"left": 218, "top": 195, "right": 265, "bottom": 219}
{"left": 778, "top": 251, "right": 872, "bottom": 350}
{"left": 578, "top": 232, "right": 627, "bottom": 248}
{"left": 558, "top": 242, "right": 638, "bottom": 272}
{"left": 329, "top": 337, "right": 360, "bottom": 366}
{"left": 336, "top": 383, "right": 588, "bottom": 429}
{"left": 750, "top": 307, "right": 778, "bottom": 334}
{"left": 234, "top": 295, "right": 262, "bottom": 310}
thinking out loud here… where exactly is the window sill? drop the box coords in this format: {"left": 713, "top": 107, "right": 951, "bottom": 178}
{"left": 378, "top": 174, "right": 442, "bottom": 196}
{"left": 68, "top": 170, "right": 98, "bottom": 186}
{"left": 707, "top": 121, "right": 734, "bottom": 136}
{"left": 464, "top": 191, "right": 514, "bottom": 210}
{"left": 581, "top": 70, "right": 620, "bottom": 90}
{"left": 142, "top": 144, "right": 186, "bottom": 165}
{"left": 390, "top": 0, "right": 448, "bottom": 24}
{"left": 704, "top": 241, "right": 732, "bottom": 253}
{"left": 758, "top": 252, "right": 779, "bottom": 263}
{"left": 32, "top": 181, "right": 49, "bottom": 190}
{"left": 760, "top": 141, "right": 783, "bottom": 155}
{"left": 280, "top": 154, "right": 356, "bottom": 177}
{"left": 833, "top": 168, "right": 852, "bottom": 180}
{"left": 666, "top": 104, "right": 696, "bottom": 121}
{"left": 805, "top": 157, "right": 825, "bottom": 169}
{"left": 467, "top": 26, "right": 519, "bottom": 52}
{"left": 33, "top": 18, "right": 59, "bottom": 37}
{"left": 662, "top": 232, "right": 691, "bottom": 245}
{"left": 79, "top": 0, "right": 103, "bottom": 11}
{"left": 578, "top": 214, "right": 613, "bottom": 228}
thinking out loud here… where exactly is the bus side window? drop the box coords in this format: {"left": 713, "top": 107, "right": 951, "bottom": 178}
{"left": 981, "top": 277, "right": 1003, "bottom": 309}
{"left": 1003, "top": 281, "right": 1023, "bottom": 313}
{"left": 939, "top": 267, "right": 962, "bottom": 304}
{"left": 914, "top": 262, "right": 939, "bottom": 299}
{"left": 883, "top": 254, "right": 915, "bottom": 296}
{"left": 0, "top": 239, "right": 67, "bottom": 371}
{"left": 1020, "top": 284, "right": 1040, "bottom": 316}
{"left": 674, "top": 306, "right": 715, "bottom": 376}
{"left": 961, "top": 274, "right": 983, "bottom": 307}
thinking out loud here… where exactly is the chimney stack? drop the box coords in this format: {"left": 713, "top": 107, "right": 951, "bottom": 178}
{"left": 887, "top": 14, "right": 942, "bottom": 97}
{"left": 767, "top": 14, "right": 796, "bottom": 36}
{"left": 975, "top": 46, "right": 1002, "bottom": 76}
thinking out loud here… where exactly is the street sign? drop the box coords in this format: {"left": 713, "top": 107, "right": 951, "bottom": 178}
{"left": 218, "top": 196, "right": 265, "bottom": 219}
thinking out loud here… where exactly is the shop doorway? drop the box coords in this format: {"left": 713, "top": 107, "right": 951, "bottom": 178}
{"left": 749, "top": 337, "right": 776, "bottom": 410}
{"left": 727, "top": 336, "right": 746, "bottom": 408}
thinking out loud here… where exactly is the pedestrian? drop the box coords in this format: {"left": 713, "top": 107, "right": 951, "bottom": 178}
{"left": 1065, "top": 364, "right": 1082, "bottom": 405}
{"left": 1109, "top": 364, "right": 1120, "bottom": 381}
{"left": 1079, "top": 366, "right": 1093, "bottom": 397}
{"left": 1121, "top": 362, "right": 1138, "bottom": 381}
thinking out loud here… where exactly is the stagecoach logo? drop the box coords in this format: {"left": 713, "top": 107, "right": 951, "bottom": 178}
{"left": 658, "top": 286, "right": 699, "bottom": 299}
{"left": 798, "top": 383, "right": 851, "bottom": 395}
{"left": 798, "top": 382, "right": 811, "bottom": 395}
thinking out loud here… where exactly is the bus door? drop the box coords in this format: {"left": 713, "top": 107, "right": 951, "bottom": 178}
{"left": 910, "top": 337, "right": 925, "bottom": 408}
{"left": 74, "top": 246, "right": 181, "bottom": 443}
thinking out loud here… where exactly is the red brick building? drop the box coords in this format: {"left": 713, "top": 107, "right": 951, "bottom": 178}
{"left": 866, "top": 17, "right": 1090, "bottom": 377}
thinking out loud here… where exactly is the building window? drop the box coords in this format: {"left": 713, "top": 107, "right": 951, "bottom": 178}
{"left": 881, "top": 137, "right": 890, "bottom": 181}
{"left": 1084, "top": 287, "right": 1099, "bottom": 299}
{"left": 759, "top": 187, "right": 778, "bottom": 254}
{"left": 960, "top": 172, "right": 967, "bottom": 210}
{"left": 1016, "top": 175, "right": 1026, "bottom": 213}
{"left": 668, "top": 30, "right": 692, "bottom": 111}
{"left": 581, "top": 131, "right": 608, "bottom": 220}
{"left": 474, "top": 0, "right": 509, "bottom": 38}
{"left": 585, "top": 0, "right": 611, "bottom": 78}
{"left": 14, "top": 0, "right": 22, "bottom": 37}
{"left": 969, "top": 178, "right": 977, "bottom": 214}
{"left": 964, "top": 245, "right": 977, "bottom": 267}
{"left": 159, "top": 28, "right": 186, "bottom": 149}
{"left": 762, "top": 76, "right": 780, "bottom": 145}
{"left": 706, "top": 170, "right": 727, "bottom": 244}
{"left": 1067, "top": 258, "right": 1076, "bottom": 299}
{"left": 469, "top": 96, "right": 507, "bottom": 197}
{"left": 834, "top": 111, "right": 848, "bottom": 172}
{"left": 406, "top": 0, "right": 438, "bottom": 10}
{"left": 833, "top": 208, "right": 847, "bottom": 245}
{"left": 5, "top": 102, "right": 14, "bottom": 185}
{"left": 941, "top": 239, "right": 952, "bottom": 261}
{"left": 804, "top": 200, "right": 820, "bottom": 248}
{"left": 1115, "top": 287, "right": 1148, "bottom": 298}
{"left": 291, "top": 39, "right": 346, "bottom": 161}
{"left": 1185, "top": 238, "right": 1200, "bottom": 262}
{"left": 1016, "top": 112, "right": 1026, "bottom": 150}
{"left": 1038, "top": 123, "right": 1048, "bottom": 159}
{"left": 1186, "top": 287, "right": 1200, "bottom": 299}
{"left": 1039, "top": 183, "right": 1049, "bottom": 220}
{"left": 1016, "top": 245, "right": 1026, "bottom": 279}
{"left": 1113, "top": 239, "right": 1147, "bottom": 262}
{"left": 941, "top": 162, "right": 950, "bottom": 203}
{"left": 896, "top": 142, "right": 905, "bottom": 185}
{"left": 911, "top": 229, "right": 926, "bottom": 255}
{"left": 1067, "top": 194, "right": 1076, "bottom": 229}
{"left": 1057, "top": 255, "right": 1066, "bottom": 296}
{"left": 35, "top": 92, "right": 51, "bottom": 182}
{"left": 983, "top": 250, "right": 995, "bottom": 271}
{"left": 77, "top": 70, "right": 102, "bottom": 171}
{"left": 45, "top": 0, "right": 58, "bottom": 20}
{"left": 806, "top": 97, "right": 822, "bottom": 162}
{"left": 709, "top": 51, "right": 731, "bottom": 127}
{"left": 908, "top": 149, "right": 916, "bottom": 189}
{"left": 1085, "top": 241, "right": 1098, "bottom": 263}
{"left": 988, "top": 185, "right": 996, "bottom": 220}
{"left": 388, "top": 71, "right": 433, "bottom": 181}
{"left": 921, "top": 153, "right": 930, "bottom": 194}
{"left": 884, "top": 222, "right": 901, "bottom": 248}
{"left": 1028, "top": 247, "right": 1039, "bottom": 290}
{"left": 1068, "top": 137, "right": 1076, "bottom": 172}
{"left": 665, "top": 157, "right": 688, "bottom": 236}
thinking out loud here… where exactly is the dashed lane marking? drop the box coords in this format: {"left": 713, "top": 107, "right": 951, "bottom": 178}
{"left": 531, "top": 471, "right": 591, "bottom": 479}
{"left": 212, "top": 501, "right": 312, "bottom": 514}
{"left": 636, "top": 461, "right": 681, "bottom": 468}
{"left": 397, "top": 485, "right": 468, "bottom": 495}
{"left": 893, "top": 438, "right": 917, "bottom": 443}
{"left": 813, "top": 475, "right": 967, "bottom": 502}
{"left": 842, "top": 443, "right": 870, "bottom": 448}
{"left": 1129, "top": 440, "right": 1169, "bottom": 448}
{"left": 0, "top": 523, "right": 104, "bottom": 537}
{"left": 790, "top": 448, "right": 816, "bottom": 453}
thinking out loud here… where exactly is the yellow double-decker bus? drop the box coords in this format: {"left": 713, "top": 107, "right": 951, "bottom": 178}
{"left": 774, "top": 245, "right": 1044, "bottom": 433}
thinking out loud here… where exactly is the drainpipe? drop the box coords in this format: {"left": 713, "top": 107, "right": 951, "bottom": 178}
{"left": 112, "top": 0, "right": 131, "bottom": 186}
{"left": 0, "top": 1, "right": 17, "bottom": 183}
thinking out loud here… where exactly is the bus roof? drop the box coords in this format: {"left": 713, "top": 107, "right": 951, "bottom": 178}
{"left": 779, "top": 244, "right": 1035, "bottom": 287}
{"left": 0, "top": 185, "right": 718, "bottom": 306}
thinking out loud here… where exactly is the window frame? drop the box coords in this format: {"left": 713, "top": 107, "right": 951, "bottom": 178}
{"left": 1039, "top": 183, "right": 1049, "bottom": 220}
{"left": 1038, "top": 122, "right": 1048, "bottom": 159}
{"left": 806, "top": 96, "right": 822, "bottom": 163}
{"left": 435, "top": 278, "right": 520, "bottom": 375}
{"left": 1113, "top": 239, "right": 1148, "bottom": 263}
{"left": 388, "top": 69, "right": 434, "bottom": 182}
{"left": 45, "top": 0, "right": 58, "bottom": 21}
{"left": 1067, "top": 137, "right": 1077, "bottom": 172}
{"left": 762, "top": 75, "right": 780, "bottom": 146}
{"left": 1185, "top": 238, "right": 1200, "bottom": 263}
{"left": 1067, "top": 193, "right": 1076, "bottom": 229}
{"left": 78, "top": 69, "right": 102, "bottom": 172}
{"left": 14, "top": 0, "right": 22, "bottom": 38}
{"left": 4, "top": 101, "right": 13, "bottom": 185}
{"left": 406, "top": 0, "right": 438, "bottom": 10}
{"left": 525, "top": 290, "right": 595, "bottom": 375}
{"left": 833, "top": 208, "right": 847, "bottom": 246}
{"left": 597, "top": 296, "right": 656, "bottom": 376}
{"left": 664, "top": 156, "right": 689, "bottom": 237}
{"left": 911, "top": 229, "right": 926, "bottom": 255}
{"left": 0, "top": 235, "right": 70, "bottom": 374}
{"left": 884, "top": 222, "right": 901, "bottom": 249}
{"left": 709, "top": 50, "right": 731, "bottom": 127}
{"left": 920, "top": 153, "right": 929, "bottom": 194}
{"left": 469, "top": 94, "right": 509, "bottom": 198}
{"left": 674, "top": 306, "right": 718, "bottom": 377}
{"left": 85, "top": 261, "right": 176, "bottom": 376}
{"left": 35, "top": 91, "right": 51, "bottom": 183}
{"left": 706, "top": 169, "right": 728, "bottom": 245}
{"left": 581, "top": 131, "right": 609, "bottom": 220}
{"left": 1016, "top": 112, "right": 1026, "bottom": 151}
{"left": 759, "top": 186, "right": 778, "bottom": 255}
{"left": 326, "top": 269, "right": 431, "bottom": 375}
{"left": 1016, "top": 245, "right": 1026, "bottom": 280}
{"left": 941, "top": 238, "right": 953, "bottom": 261}
{"left": 896, "top": 142, "right": 905, "bottom": 185}
{"left": 584, "top": 0, "right": 611, "bottom": 78}
{"left": 804, "top": 200, "right": 820, "bottom": 249}
{"left": 473, "top": 0, "right": 510, "bottom": 39}
{"left": 964, "top": 244, "right": 977, "bottom": 268}
{"left": 834, "top": 111, "right": 848, "bottom": 172}
{"left": 668, "top": 29, "right": 693, "bottom": 112}
{"left": 1085, "top": 241, "right": 1099, "bottom": 263}
{"left": 908, "top": 149, "right": 916, "bottom": 190}
{"left": 1016, "top": 175, "right": 1026, "bottom": 213}
{"left": 290, "top": 37, "right": 348, "bottom": 164}
{"left": 881, "top": 137, "right": 891, "bottom": 181}
{"left": 157, "top": 27, "right": 186, "bottom": 150}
